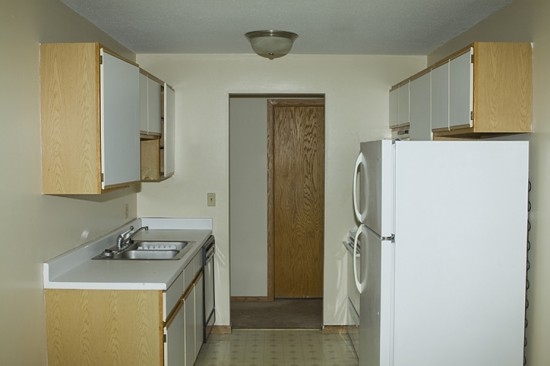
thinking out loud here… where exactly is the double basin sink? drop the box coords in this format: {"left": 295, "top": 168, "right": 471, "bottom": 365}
{"left": 93, "top": 240, "right": 191, "bottom": 260}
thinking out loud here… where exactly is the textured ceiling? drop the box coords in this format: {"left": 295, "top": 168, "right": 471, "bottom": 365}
{"left": 59, "top": 0, "right": 512, "bottom": 55}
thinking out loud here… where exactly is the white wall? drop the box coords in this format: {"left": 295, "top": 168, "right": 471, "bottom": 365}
{"left": 229, "top": 97, "right": 269, "bottom": 297}
{"left": 0, "top": 0, "right": 138, "bottom": 364}
{"left": 428, "top": 0, "right": 549, "bottom": 364}
{"left": 136, "top": 54, "right": 426, "bottom": 325}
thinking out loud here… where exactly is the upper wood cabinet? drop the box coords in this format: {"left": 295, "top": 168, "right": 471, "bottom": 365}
{"left": 40, "top": 43, "right": 141, "bottom": 194}
{"left": 391, "top": 42, "right": 532, "bottom": 139}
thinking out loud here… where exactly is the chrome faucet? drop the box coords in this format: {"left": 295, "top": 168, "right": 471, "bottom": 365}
{"left": 116, "top": 226, "right": 149, "bottom": 250}
{"left": 117, "top": 226, "right": 134, "bottom": 250}
{"left": 129, "top": 225, "right": 149, "bottom": 242}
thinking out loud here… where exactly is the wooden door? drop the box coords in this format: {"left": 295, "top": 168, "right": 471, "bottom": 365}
{"left": 268, "top": 99, "right": 325, "bottom": 298}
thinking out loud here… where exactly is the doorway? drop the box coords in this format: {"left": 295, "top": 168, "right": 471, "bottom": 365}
{"left": 229, "top": 95, "right": 325, "bottom": 329}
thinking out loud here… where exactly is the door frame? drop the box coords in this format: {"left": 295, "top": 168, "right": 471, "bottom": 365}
{"left": 267, "top": 98, "right": 326, "bottom": 300}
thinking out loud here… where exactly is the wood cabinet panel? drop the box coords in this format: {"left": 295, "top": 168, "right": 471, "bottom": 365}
{"left": 473, "top": 42, "right": 532, "bottom": 133}
{"left": 141, "top": 139, "right": 161, "bottom": 180}
{"left": 45, "top": 289, "right": 162, "bottom": 366}
{"left": 41, "top": 43, "right": 102, "bottom": 194}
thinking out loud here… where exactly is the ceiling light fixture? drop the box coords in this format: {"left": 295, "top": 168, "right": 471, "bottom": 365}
{"left": 245, "top": 30, "right": 298, "bottom": 60}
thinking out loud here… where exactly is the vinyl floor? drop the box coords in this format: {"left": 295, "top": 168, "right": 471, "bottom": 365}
{"left": 195, "top": 329, "right": 359, "bottom": 366}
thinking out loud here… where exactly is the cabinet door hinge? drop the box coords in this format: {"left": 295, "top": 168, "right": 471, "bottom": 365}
{"left": 163, "top": 334, "right": 166, "bottom": 343}
{"left": 100, "top": 55, "right": 103, "bottom": 64}
{"left": 101, "top": 173, "right": 104, "bottom": 182}
{"left": 471, "top": 54, "right": 474, "bottom": 63}
{"left": 470, "top": 110, "right": 474, "bottom": 120}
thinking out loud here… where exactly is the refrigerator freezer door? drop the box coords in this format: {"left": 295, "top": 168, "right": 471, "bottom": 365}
{"left": 392, "top": 141, "right": 528, "bottom": 366}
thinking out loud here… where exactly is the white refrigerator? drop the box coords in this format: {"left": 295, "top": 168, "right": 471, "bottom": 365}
{"left": 352, "top": 140, "right": 528, "bottom": 366}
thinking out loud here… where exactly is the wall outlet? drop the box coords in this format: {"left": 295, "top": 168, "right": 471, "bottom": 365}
{"left": 207, "top": 193, "right": 216, "bottom": 207}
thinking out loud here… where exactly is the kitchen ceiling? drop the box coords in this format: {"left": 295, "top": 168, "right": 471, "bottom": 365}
{"left": 59, "top": 0, "right": 512, "bottom": 55}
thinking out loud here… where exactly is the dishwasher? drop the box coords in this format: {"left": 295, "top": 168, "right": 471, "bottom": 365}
{"left": 202, "top": 235, "right": 215, "bottom": 342}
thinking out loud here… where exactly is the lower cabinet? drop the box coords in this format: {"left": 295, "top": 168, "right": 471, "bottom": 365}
{"left": 45, "top": 289, "right": 162, "bottom": 365}
{"left": 45, "top": 255, "right": 204, "bottom": 366}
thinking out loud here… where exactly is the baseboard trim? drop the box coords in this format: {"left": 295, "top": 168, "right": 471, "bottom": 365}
{"left": 231, "top": 296, "right": 271, "bottom": 302}
{"left": 211, "top": 325, "right": 350, "bottom": 334}
{"left": 322, "top": 325, "right": 353, "bottom": 334}
{"left": 211, "top": 325, "right": 232, "bottom": 334}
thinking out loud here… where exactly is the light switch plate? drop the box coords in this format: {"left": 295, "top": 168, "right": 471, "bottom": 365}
{"left": 207, "top": 192, "right": 216, "bottom": 207}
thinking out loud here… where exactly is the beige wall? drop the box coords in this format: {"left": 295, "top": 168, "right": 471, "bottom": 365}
{"left": 0, "top": 0, "right": 138, "bottom": 364}
{"left": 136, "top": 53, "right": 426, "bottom": 326}
{"left": 229, "top": 97, "right": 269, "bottom": 297}
{"left": 428, "top": 0, "right": 549, "bottom": 364}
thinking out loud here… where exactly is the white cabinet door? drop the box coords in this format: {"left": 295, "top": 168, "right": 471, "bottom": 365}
{"left": 449, "top": 48, "right": 474, "bottom": 129}
{"left": 389, "top": 88, "right": 399, "bottom": 128}
{"left": 165, "top": 300, "right": 185, "bottom": 366}
{"left": 100, "top": 50, "right": 140, "bottom": 188}
{"left": 409, "top": 72, "right": 432, "bottom": 141}
{"left": 184, "top": 288, "right": 195, "bottom": 366}
{"left": 147, "top": 78, "right": 162, "bottom": 134}
{"left": 430, "top": 62, "right": 449, "bottom": 131}
{"left": 164, "top": 84, "right": 176, "bottom": 177}
{"left": 397, "top": 81, "right": 410, "bottom": 126}
{"left": 140, "top": 73, "right": 148, "bottom": 132}
{"left": 140, "top": 72, "right": 162, "bottom": 135}
{"left": 389, "top": 83, "right": 410, "bottom": 128}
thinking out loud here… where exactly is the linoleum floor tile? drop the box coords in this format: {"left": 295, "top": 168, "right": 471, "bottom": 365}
{"left": 195, "top": 329, "right": 358, "bottom": 366}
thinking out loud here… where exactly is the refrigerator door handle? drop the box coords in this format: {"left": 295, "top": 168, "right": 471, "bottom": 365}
{"left": 353, "top": 153, "right": 368, "bottom": 223}
{"left": 382, "top": 234, "right": 395, "bottom": 242}
{"left": 353, "top": 224, "right": 365, "bottom": 293}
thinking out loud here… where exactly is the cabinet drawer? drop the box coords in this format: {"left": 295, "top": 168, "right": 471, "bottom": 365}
{"left": 164, "top": 272, "right": 184, "bottom": 320}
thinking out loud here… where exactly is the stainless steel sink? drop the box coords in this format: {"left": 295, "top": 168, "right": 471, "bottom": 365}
{"left": 119, "top": 249, "right": 180, "bottom": 260}
{"left": 93, "top": 240, "right": 191, "bottom": 260}
{"left": 135, "top": 241, "right": 188, "bottom": 251}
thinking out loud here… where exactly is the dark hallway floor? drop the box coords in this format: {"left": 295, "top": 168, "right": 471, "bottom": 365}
{"left": 231, "top": 298, "right": 323, "bottom": 329}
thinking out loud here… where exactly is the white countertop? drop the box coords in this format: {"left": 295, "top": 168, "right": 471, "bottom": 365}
{"left": 43, "top": 217, "right": 213, "bottom": 291}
